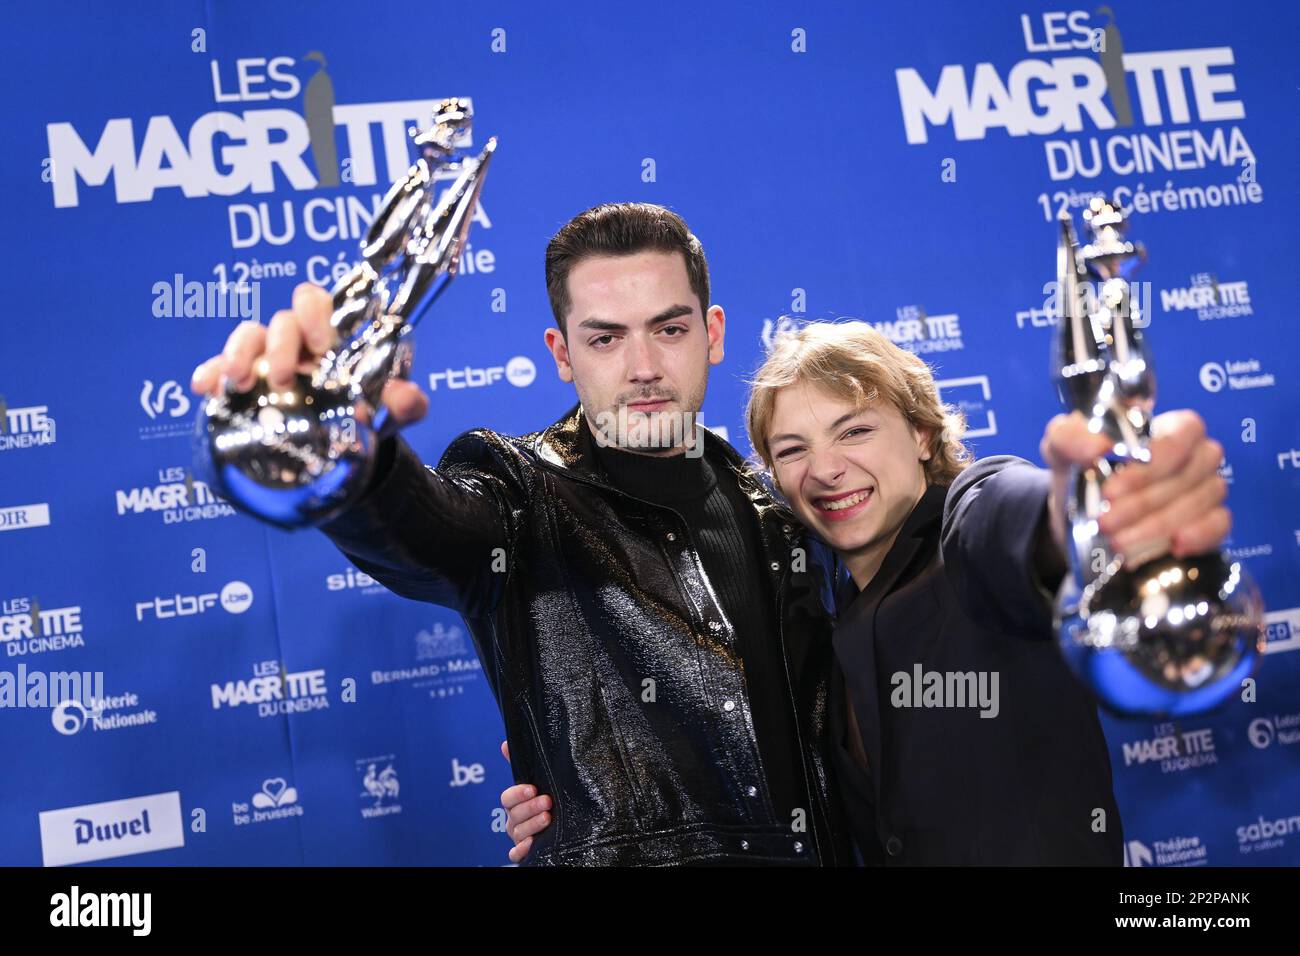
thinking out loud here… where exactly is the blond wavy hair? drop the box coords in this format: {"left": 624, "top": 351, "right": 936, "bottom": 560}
{"left": 745, "top": 320, "right": 972, "bottom": 485}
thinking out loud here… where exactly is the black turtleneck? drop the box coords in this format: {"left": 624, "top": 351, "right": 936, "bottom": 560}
{"left": 591, "top": 436, "right": 803, "bottom": 829}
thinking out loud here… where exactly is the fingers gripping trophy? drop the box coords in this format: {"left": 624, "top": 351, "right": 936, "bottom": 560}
{"left": 1052, "top": 197, "right": 1265, "bottom": 717}
{"left": 193, "top": 98, "right": 496, "bottom": 529}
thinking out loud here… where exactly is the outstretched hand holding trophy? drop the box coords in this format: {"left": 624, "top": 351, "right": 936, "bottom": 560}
{"left": 189, "top": 98, "right": 496, "bottom": 529}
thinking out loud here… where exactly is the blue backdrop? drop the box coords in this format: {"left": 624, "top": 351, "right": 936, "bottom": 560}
{"left": 1, "top": 0, "right": 1297, "bottom": 867}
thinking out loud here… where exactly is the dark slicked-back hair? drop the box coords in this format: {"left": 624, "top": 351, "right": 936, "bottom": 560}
{"left": 544, "top": 202, "right": 711, "bottom": 334}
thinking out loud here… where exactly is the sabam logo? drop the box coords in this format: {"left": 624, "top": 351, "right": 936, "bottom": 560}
{"left": 211, "top": 660, "right": 329, "bottom": 718}
{"left": 49, "top": 886, "right": 152, "bottom": 936}
{"left": 233, "top": 777, "right": 304, "bottom": 826}
{"left": 139, "top": 381, "right": 191, "bottom": 420}
{"left": 135, "top": 580, "right": 252, "bottom": 621}
{"left": 1265, "top": 608, "right": 1300, "bottom": 655}
{"left": 52, "top": 691, "right": 158, "bottom": 735}
{"left": 39, "top": 791, "right": 184, "bottom": 866}
{"left": 1121, "top": 724, "right": 1216, "bottom": 773}
{"left": 1198, "top": 358, "right": 1275, "bottom": 393}
{"left": 0, "top": 401, "right": 57, "bottom": 451}
{"left": 358, "top": 758, "right": 403, "bottom": 818}
{"left": 935, "top": 376, "right": 997, "bottom": 438}
{"left": 115, "top": 466, "right": 236, "bottom": 523}
{"left": 1236, "top": 811, "right": 1300, "bottom": 852}
{"left": 1125, "top": 835, "right": 1207, "bottom": 866}
{"left": 1161, "top": 274, "right": 1252, "bottom": 320}
{"left": 428, "top": 355, "right": 536, "bottom": 391}
{"left": 0, "top": 600, "right": 84, "bottom": 657}
{"left": 874, "top": 306, "right": 964, "bottom": 354}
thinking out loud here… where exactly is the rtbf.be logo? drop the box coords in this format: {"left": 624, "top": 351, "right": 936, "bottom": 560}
{"left": 428, "top": 355, "right": 535, "bottom": 391}
{"left": 134, "top": 580, "right": 252, "bottom": 622}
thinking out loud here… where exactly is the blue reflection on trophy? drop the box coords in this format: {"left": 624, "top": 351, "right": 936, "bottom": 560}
{"left": 1052, "top": 198, "right": 1265, "bottom": 717}
{"left": 193, "top": 98, "right": 496, "bottom": 529}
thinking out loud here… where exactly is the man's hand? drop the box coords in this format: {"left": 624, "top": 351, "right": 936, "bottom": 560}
{"left": 189, "top": 282, "right": 429, "bottom": 427}
{"left": 1040, "top": 409, "right": 1230, "bottom": 567}
{"left": 499, "top": 740, "right": 552, "bottom": 864}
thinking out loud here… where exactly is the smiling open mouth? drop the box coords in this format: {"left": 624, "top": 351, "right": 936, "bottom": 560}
{"left": 814, "top": 488, "right": 873, "bottom": 514}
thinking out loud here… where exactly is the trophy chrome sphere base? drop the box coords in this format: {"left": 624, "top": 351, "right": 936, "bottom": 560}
{"left": 193, "top": 370, "right": 379, "bottom": 531}
{"left": 1055, "top": 552, "right": 1266, "bottom": 718}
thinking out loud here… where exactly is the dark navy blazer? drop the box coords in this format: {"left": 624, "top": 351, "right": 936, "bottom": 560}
{"left": 827, "top": 456, "right": 1123, "bottom": 865}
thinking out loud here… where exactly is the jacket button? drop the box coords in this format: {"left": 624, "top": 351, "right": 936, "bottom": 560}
{"left": 794, "top": 842, "right": 804, "bottom": 853}
{"left": 746, "top": 785, "right": 758, "bottom": 797}
{"left": 740, "top": 840, "right": 750, "bottom": 851}
{"left": 885, "top": 836, "right": 903, "bottom": 857}
{"left": 782, "top": 524, "right": 792, "bottom": 534}
{"left": 769, "top": 561, "right": 780, "bottom": 572}
{"left": 723, "top": 700, "right": 735, "bottom": 712}
{"left": 665, "top": 532, "right": 676, "bottom": 542}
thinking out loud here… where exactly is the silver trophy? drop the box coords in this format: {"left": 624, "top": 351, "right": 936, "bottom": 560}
{"left": 1052, "top": 197, "right": 1265, "bottom": 717}
{"left": 194, "top": 98, "right": 496, "bottom": 529}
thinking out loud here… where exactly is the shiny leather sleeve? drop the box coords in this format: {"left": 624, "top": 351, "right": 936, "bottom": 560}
{"left": 940, "top": 455, "right": 1060, "bottom": 639}
{"left": 317, "top": 430, "right": 529, "bottom": 617}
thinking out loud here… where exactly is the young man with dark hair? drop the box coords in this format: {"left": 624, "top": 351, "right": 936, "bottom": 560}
{"left": 192, "top": 202, "right": 853, "bottom": 867}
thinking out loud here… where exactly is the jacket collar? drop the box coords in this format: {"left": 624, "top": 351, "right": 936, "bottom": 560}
{"left": 532, "top": 401, "right": 786, "bottom": 517}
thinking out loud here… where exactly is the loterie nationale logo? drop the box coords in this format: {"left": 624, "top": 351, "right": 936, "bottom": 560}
{"left": 895, "top": 9, "right": 1262, "bottom": 219}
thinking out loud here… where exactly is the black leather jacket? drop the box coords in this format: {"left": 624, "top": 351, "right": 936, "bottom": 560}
{"left": 319, "top": 402, "right": 850, "bottom": 866}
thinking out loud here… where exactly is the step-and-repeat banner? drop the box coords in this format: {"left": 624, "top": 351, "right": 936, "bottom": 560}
{"left": 1, "top": 0, "right": 1297, "bottom": 867}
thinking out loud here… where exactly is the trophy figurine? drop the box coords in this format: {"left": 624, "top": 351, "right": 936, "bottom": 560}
{"left": 1052, "top": 197, "right": 1265, "bottom": 717}
{"left": 193, "top": 98, "right": 496, "bottom": 529}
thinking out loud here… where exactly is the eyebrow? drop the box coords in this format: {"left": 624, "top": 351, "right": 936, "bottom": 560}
{"left": 575, "top": 303, "right": 695, "bottom": 333}
{"left": 769, "top": 410, "right": 866, "bottom": 446}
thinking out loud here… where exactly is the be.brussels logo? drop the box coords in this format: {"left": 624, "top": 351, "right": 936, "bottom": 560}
{"left": 233, "top": 777, "right": 303, "bottom": 826}
{"left": 0, "top": 397, "right": 57, "bottom": 452}
{"left": 134, "top": 580, "right": 253, "bottom": 622}
{"left": 428, "top": 355, "right": 536, "bottom": 392}
{"left": 39, "top": 791, "right": 184, "bottom": 867}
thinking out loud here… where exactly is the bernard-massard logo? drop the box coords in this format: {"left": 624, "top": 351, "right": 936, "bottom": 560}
{"left": 357, "top": 756, "right": 402, "bottom": 819}
{"left": 234, "top": 777, "right": 303, "bottom": 826}
{"left": 1, "top": 597, "right": 85, "bottom": 657}
{"left": 211, "top": 659, "right": 329, "bottom": 718}
{"left": 0, "top": 397, "right": 57, "bottom": 451}
{"left": 39, "top": 791, "right": 184, "bottom": 866}
{"left": 138, "top": 379, "right": 193, "bottom": 441}
{"left": 115, "top": 466, "right": 236, "bottom": 524}
{"left": 370, "top": 622, "right": 481, "bottom": 700}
